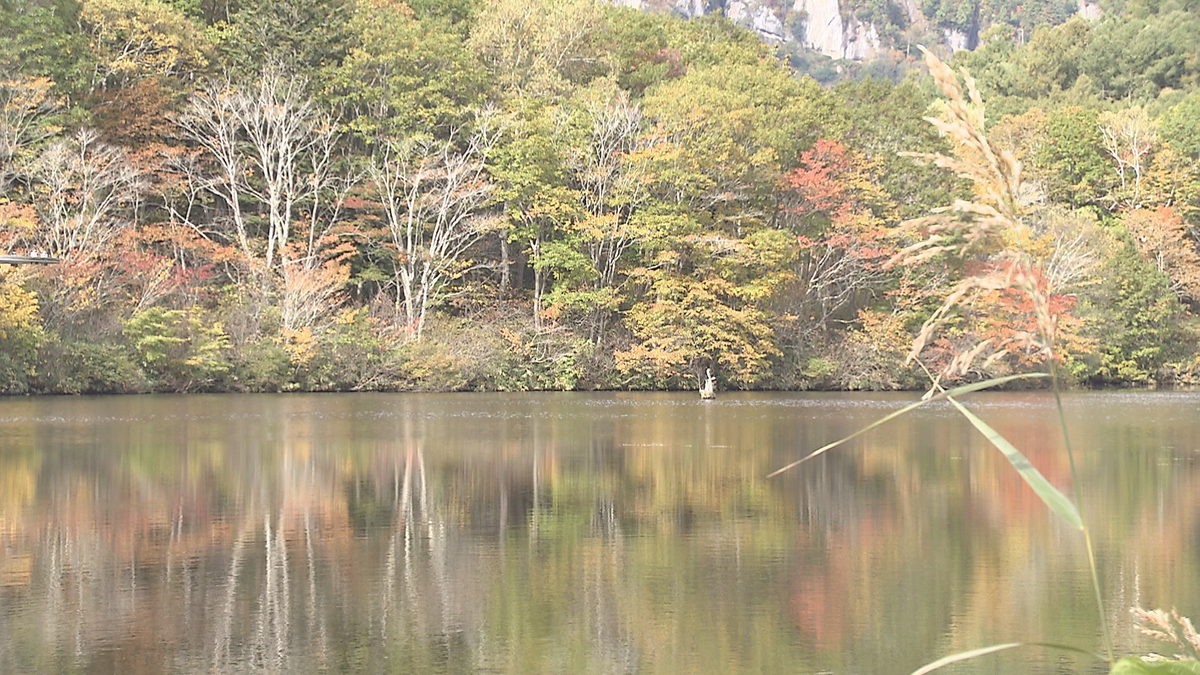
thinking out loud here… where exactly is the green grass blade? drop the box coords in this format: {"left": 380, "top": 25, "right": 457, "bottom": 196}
{"left": 767, "top": 373, "right": 1048, "bottom": 478}
{"left": 911, "top": 642, "right": 1100, "bottom": 675}
{"left": 910, "top": 643, "right": 1023, "bottom": 675}
{"left": 1110, "top": 657, "right": 1200, "bottom": 674}
{"left": 948, "top": 396, "right": 1083, "bottom": 530}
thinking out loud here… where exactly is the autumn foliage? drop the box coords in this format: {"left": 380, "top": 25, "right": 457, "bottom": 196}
{"left": 0, "top": 0, "right": 1198, "bottom": 393}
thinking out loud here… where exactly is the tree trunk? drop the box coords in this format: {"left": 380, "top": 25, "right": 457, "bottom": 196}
{"left": 499, "top": 229, "right": 511, "bottom": 298}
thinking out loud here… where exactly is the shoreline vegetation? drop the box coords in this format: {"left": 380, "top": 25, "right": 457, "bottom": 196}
{"left": 2, "top": 0, "right": 1200, "bottom": 396}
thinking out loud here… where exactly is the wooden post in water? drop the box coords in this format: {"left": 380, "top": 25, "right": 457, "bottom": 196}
{"left": 699, "top": 368, "right": 716, "bottom": 400}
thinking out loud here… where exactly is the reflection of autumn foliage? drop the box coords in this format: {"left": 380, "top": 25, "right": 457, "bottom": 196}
{"left": 2, "top": 395, "right": 1200, "bottom": 673}
{"left": 789, "top": 535, "right": 853, "bottom": 651}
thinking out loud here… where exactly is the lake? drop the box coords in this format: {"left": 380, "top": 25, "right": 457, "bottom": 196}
{"left": 1, "top": 391, "right": 1198, "bottom": 674}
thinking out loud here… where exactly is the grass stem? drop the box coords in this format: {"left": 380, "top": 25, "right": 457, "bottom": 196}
{"left": 1050, "top": 360, "right": 1114, "bottom": 666}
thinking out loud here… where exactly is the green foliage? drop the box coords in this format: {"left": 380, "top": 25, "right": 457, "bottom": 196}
{"left": 0, "top": 0, "right": 95, "bottom": 95}
{"left": 403, "top": 0, "right": 478, "bottom": 26}
{"left": 1157, "top": 91, "right": 1200, "bottom": 223}
{"left": 605, "top": 8, "right": 686, "bottom": 95}
{"left": 657, "top": 12, "right": 772, "bottom": 69}
{"left": 959, "top": 4, "right": 1200, "bottom": 104}
{"left": 920, "top": 0, "right": 1076, "bottom": 36}
{"left": 643, "top": 59, "right": 841, "bottom": 186}
{"left": 833, "top": 77, "right": 962, "bottom": 219}
{"left": 34, "top": 334, "right": 141, "bottom": 394}
{"left": 220, "top": 0, "right": 353, "bottom": 79}
{"left": 801, "top": 356, "right": 837, "bottom": 382}
{"left": 327, "top": 0, "right": 486, "bottom": 139}
{"left": 1037, "top": 106, "right": 1113, "bottom": 208}
{"left": 1080, "top": 8, "right": 1200, "bottom": 101}
{"left": 123, "top": 306, "right": 232, "bottom": 392}
{"left": 1160, "top": 91, "right": 1200, "bottom": 161}
{"left": 1083, "top": 239, "right": 1184, "bottom": 384}
{"left": 229, "top": 338, "right": 293, "bottom": 392}
{"left": 468, "top": 0, "right": 611, "bottom": 101}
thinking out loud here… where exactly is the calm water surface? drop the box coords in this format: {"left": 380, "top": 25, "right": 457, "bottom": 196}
{"left": 1, "top": 391, "right": 1198, "bottom": 674}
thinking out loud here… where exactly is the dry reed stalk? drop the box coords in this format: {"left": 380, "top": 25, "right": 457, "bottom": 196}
{"left": 1132, "top": 607, "right": 1200, "bottom": 661}
{"left": 892, "top": 47, "right": 1060, "bottom": 381}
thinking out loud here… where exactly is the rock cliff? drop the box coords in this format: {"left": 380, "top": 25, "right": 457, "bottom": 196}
{"left": 610, "top": 0, "right": 1101, "bottom": 61}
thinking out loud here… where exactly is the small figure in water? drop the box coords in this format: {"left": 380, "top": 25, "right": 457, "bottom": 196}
{"left": 699, "top": 368, "right": 716, "bottom": 400}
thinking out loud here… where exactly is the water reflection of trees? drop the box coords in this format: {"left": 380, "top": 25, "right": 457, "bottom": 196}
{"left": 1, "top": 393, "right": 1200, "bottom": 674}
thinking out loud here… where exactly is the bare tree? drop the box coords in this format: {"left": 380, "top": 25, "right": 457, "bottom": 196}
{"left": 27, "top": 128, "right": 143, "bottom": 257}
{"left": 566, "top": 86, "right": 652, "bottom": 343}
{"left": 1099, "top": 106, "right": 1157, "bottom": 210}
{"left": 571, "top": 86, "right": 648, "bottom": 294}
{"left": 369, "top": 119, "right": 500, "bottom": 340}
{"left": 176, "top": 67, "right": 343, "bottom": 273}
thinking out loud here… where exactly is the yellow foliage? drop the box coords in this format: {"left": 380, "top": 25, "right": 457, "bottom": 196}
{"left": 80, "top": 0, "right": 210, "bottom": 81}
{"left": 281, "top": 326, "right": 317, "bottom": 367}
{"left": 0, "top": 275, "right": 40, "bottom": 342}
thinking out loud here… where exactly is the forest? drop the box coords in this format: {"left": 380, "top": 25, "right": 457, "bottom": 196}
{"left": 1, "top": 0, "right": 1199, "bottom": 394}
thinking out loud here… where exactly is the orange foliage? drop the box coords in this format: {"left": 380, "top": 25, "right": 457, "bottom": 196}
{"left": 916, "top": 259, "right": 1095, "bottom": 378}
{"left": 1123, "top": 206, "right": 1200, "bottom": 304}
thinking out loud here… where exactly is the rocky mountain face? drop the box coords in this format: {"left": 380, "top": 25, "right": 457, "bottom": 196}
{"left": 610, "top": 0, "right": 1099, "bottom": 61}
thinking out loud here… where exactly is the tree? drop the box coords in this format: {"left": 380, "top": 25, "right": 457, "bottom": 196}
{"left": 0, "top": 74, "right": 63, "bottom": 190}
{"left": 367, "top": 121, "right": 500, "bottom": 339}
{"left": 639, "top": 59, "right": 840, "bottom": 227}
{"left": 1122, "top": 206, "right": 1200, "bottom": 305}
{"left": 1084, "top": 243, "right": 1183, "bottom": 384}
{"left": 489, "top": 101, "right": 579, "bottom": 321}
{"left": 779, "top": 138, "right": 895, "bottom": 343}
{"left": 833, "top": 77, "right": 961, "bottom": 221}
{"left": 327, "top": 0, "right": 487, "bottom": 140}
{"left": 26, "top": 127, "right": 142, "bottom": 257}
{"left": 0, "top": 0, "right": 95, "bottom": 96}
{"left": 1098, "top": 106, "right": 1157, "bottom": 209}
{"left": 1155, "top": 91, "right": 1200, "bottom": 225}
{"left": 176, "top": 67, "right": 343, "bottom": 273}
{"left": 1036, "top": 106, "right": 1111, "bottom": 209}
{"left": 78, "top": 0, "right": 210, "bottom": 90}
{"left": 614, "top": 226, "right": 785, "bottom": 389}
{"left": 547, "top": 79, "right": 652, "bottom": 343}
{"left": 0, "top": 272, "right": 45, "bottom": 394}
{"left": 220, "top": 0, "right": 353, "bottom": 80}
{"left": 468, "top": 0, "right": 610, "bottom": 103}
{"left": 1080, "top": 8, "right": 1200, "bottom": 101}
{"left": 123, "top": 305, "right": 231, "bottom": 391}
